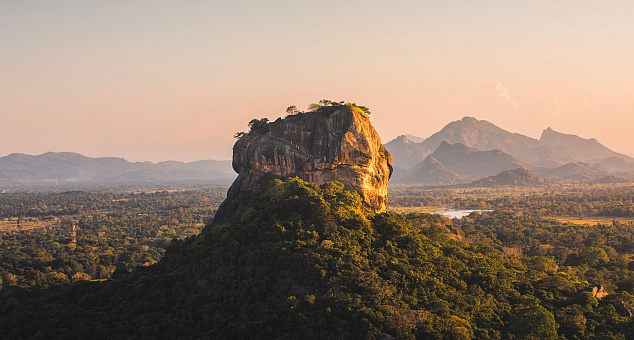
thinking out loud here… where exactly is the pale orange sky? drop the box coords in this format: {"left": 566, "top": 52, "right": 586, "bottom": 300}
{"left": 2, "top": 1, "right": 633, "bottom": 162}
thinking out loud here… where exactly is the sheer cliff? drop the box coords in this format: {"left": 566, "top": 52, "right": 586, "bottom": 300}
{"left": 214, "top": 105, "right": 392, "bottom": 222}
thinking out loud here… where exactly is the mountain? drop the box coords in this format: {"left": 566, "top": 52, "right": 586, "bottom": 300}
{"left": 427, "top": 141, "right": 528, "bottom": 177}
{"left": 391, "top": 142, "right": 528, "bottom": 185}
{"left": 0, "top": 152, "right": 235, "bottom": 187}
{"left": 418, "top": 117, "right": 543, "bottom": 160}
{"left": 383, "top": 135, "right": 426, "bottom": 168}
{"left": 540, "top": 127, "right": 633, "bottom": 163}
{"left": 404, "top": 134, "right": 425, "bottom": 143}
{"left": 392, "top": 156, "right": 470, "bottom": 185}
{"left": 533, "top": 162, "right": 609, "bottom": 183}
{"left": 469, "top": 168, "right": 549, "bottom": 187}
{"left": 385, "top": 117, "right": 634, "bottom": 171}
{"left": 595, "top": 157, "right": 634, "bottom": 172}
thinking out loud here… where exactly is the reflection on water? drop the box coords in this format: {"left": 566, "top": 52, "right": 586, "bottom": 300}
{"left": 436, "top": 209, "right": 492, "bottom": 219}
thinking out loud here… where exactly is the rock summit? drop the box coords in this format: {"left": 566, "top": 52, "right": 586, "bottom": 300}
{"left": 214, "top": 104, "right": 392, "bottom": 222}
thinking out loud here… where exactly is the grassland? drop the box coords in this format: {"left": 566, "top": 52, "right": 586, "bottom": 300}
{"left": 386, "top": 206, "right": 444, "bottom": 214}
{"left": 0, "top": 217, "right": 61, "bottom": 231}
{"left": 552, "top": 215, "right": 634, "bottom": 225}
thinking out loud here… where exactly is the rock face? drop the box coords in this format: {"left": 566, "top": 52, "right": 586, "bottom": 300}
{"left": 214, "top": 105, "right": 392, "bottom": 223}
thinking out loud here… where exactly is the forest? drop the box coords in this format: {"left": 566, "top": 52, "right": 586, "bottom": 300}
{"left": 2, "top": 181, "right": 634, "bottom": 338}
{"left": 389, "top": 185, "right": 634, "bottom": 217}
{"left": 0, "top": 187, "right": 227, "bottom": 289}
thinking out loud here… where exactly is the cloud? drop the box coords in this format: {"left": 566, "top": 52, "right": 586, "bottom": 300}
{"left": 491, "top": 81, "right": 519, "bottom": 109}
{"left": 473, "top": 81, "right": 519, "bottom": 114}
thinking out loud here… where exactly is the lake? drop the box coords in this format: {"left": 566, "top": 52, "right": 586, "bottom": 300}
{"left": 436, "top": 209, "right": 492, "bottom": 219}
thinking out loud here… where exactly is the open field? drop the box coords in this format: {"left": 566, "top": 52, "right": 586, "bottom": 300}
{"left": 0, "top": 218, "right": 61, "bottom": 232}
{"left": 386, "top": 206, "right": 444, "bottom": 214}
{"left": 551, "top": 216, "right": 634, "bottom": 225}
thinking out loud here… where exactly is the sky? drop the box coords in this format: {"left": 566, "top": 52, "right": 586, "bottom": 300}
{"left": 2, "top": 1, "right": 633, "bottom": 162}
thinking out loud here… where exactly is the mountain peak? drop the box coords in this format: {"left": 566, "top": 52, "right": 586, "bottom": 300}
{"left": 394, "top": 135, "right": 412, "bottom": 144}
{"left": 540, "top": 127, "right": 625, "bottom": 161}
{"left": 404, "top": 134, "right": 425, "bottom": 143}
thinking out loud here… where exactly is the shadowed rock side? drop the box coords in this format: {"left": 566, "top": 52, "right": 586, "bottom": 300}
{"left": 214, "top": 106, "right": 392, "bottom": 223}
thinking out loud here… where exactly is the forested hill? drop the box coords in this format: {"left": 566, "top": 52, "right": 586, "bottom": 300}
{"left": 4, "top": 177, "right": 634, "bottom": 338}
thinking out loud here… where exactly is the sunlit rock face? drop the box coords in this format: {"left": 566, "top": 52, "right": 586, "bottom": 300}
{"left": 214, "top": 105, "right": 392, "bottom": 223}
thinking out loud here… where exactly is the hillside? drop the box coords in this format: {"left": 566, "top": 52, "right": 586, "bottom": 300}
{"left": 427, "top": 141, "right": 528, "bottom": 177}
{"left": 7, "top": 176, "right": 634, "bottom": 339}
{"left": 392, "top": 156, "right": 471, "bottom": 185}
{"left": 418, "top": 117, "right": 543, "bottom": 159}
{"left": 533, "top": 162, "right": 609, "bottom": 183}
{"left": 383, "top": 135, "right": 426, "bottom": 168}
{"left": 540, "top": 127, "right": 633, "bottom": 162}
{"left": 0, "top": 152, "right": 235, "bottom": 188}
{"left": 469, "top": 168, "right": 549, "bottom": 187}
{"left": 403, "top": 134, "right": 425, "bottom": 143}
{"left": 391, "top": 142, "right": 528, "bottom": 185}
{"left": 0, "top": 177, "right": 571, "bottom": 338}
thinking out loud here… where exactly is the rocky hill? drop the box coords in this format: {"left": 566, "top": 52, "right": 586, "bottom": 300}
{"left": 214, "top": 103, "right": 392, "bottom": 222}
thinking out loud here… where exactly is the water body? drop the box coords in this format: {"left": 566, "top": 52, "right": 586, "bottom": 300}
{"left": 436, "top": 209, "right": 492, "bottom": 219}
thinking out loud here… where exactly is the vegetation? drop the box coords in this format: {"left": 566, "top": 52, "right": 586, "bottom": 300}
{"left": 389, "top": 184, "right": 634, "bottom": 218}
{"left": 235, "top": 101, "right": 372, "bottom": 139}
{"left": 235, "top": 118, "right": 270, "bottom": 139}
{"left": 0, "top": 188, "right": 226, "bottom": 289}
{"left": 304, "top": 99, "right": 371, "bottom": 119}
{"left": 3, "top": 178, "right": 634, "bottom": 338}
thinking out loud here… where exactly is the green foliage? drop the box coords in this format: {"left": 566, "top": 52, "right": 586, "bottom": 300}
{"left": 234, "top": 118, "right": 270, "bottom": 139}
{"left": 285, "top": 105, "right": 298, "bottom": 115}
{"left": 248, "top": 118, "right": 270, "bottom": 135}
{"left": 3, "top": 179, "right": 634, "bottom": 339}
{"left": 390, "top": 184, "right": 634, "bottom": 217}
{"left": 300, "top": 100, "right": 371, "bottom": 119}
{"left": 507, "top": 305, "right": 558, "bottom": 339}
{"left": 0, "top": 188, "right": 225, "bottom": 289}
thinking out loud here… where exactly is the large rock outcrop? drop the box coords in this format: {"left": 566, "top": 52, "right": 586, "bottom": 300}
{"left": 214, "top": 105, "right": 392, "bottom": 223}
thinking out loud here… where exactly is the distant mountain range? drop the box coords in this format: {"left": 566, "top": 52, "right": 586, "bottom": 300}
{"left": 4, "top": 116, "right": 633, "bottom": 189}
{"left": 386, "top": 117, "right": 634, "bottom": 186}
{"left": 0, "top": 152, "right": 235, "bottom": 189}
{"left": 393, "top": 142, "right": 528, "bottom": 185}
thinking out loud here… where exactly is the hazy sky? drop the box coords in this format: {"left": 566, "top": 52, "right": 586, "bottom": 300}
{"left": 2, "top": 1, "right": 633, "bottom": 162}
